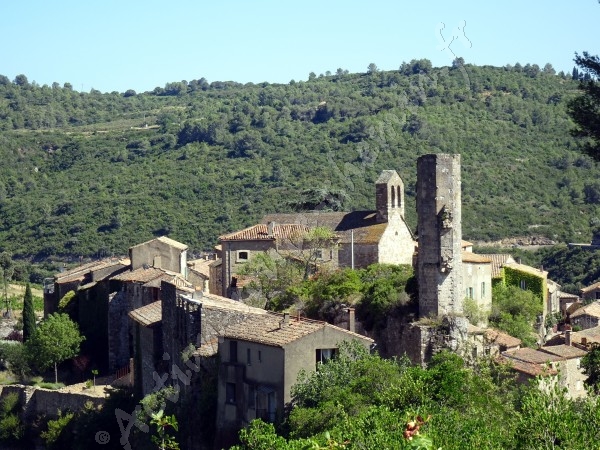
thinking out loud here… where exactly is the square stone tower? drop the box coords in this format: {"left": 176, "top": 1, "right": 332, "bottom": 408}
{"left": 416, "top": 154, "right": 463, "bottom": 318}
{"left": 375, "top": 170, "right": 405, "bottom": 222}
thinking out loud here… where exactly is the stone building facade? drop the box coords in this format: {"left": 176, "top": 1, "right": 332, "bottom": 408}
{"left": 416, "top": 154, "right": 463, "bottom": 318}
{"left": 215, "top": 170, "right": 416, "bottom": 299}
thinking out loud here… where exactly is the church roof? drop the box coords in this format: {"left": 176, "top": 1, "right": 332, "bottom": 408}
{"left": 375, "top": 170, "right": 400, "bottom": 184}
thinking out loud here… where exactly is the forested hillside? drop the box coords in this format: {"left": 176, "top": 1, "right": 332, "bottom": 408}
{"left": 0, "top": 62, "right": 599, "bottom": 261}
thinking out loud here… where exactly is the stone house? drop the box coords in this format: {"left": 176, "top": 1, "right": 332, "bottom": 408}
{"left": 42, "top": 236, "right": 192, "bottom": 373}
{"left": 214, "top": 170, "right": 416, "bottom": 298}
{"left": 581, "top": 281, "right": 600, "bottom": 302}
{"left": 462, "top": 250, "right": 492, "bottom": 326}
{"left": 559, "top": 291, "right": 580, "bottom": 316}
{"left": 129, "top": 280, "right": 268, "bottom": 396}
{"left": 187, "top": 257, "right": 214, "bottom": 293}
{"left": 570, "top": 301, "right": 600, "bottom": 330}
{"left": 502, "top": 344, "right": 588, "bottom": 398}
{"left": 215, "top": 312, "right": 373, "bottom": 446}
{"left": 468, "top": 325, "right": 521, "bottom": 359}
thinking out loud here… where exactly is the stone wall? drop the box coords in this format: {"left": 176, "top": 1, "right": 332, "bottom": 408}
{"left": 417, "top": 154, "right": 463, "bottom": 318}
{"left": 0, "top": 385, "right": 106, "bottom": 420}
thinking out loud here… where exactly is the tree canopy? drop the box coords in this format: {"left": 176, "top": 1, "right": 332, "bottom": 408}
{"left": 25, "top": 313, "right": 84, "bottom": 383}
{"left": 568, "top": 52, "right": 600, "bottom": 160}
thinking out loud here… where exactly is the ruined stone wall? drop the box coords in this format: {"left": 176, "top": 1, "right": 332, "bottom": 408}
{"left": 108, "top": 290, "right": 130, "bottom": 371}
{"left": 417, "top": 154, "right": 463, "bottom": 318}
{"left": 0, "top": 385, "right": 106, "bottom": 420}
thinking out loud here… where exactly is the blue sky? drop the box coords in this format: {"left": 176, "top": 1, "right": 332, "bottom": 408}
{"left": 1, "top": 0, "right": 598, "bottom": 93}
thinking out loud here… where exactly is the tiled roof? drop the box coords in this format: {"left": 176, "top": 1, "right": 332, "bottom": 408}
{"left": 503, "top": 262, "right": 547, "bottom": 278}
{"left": 462, "top": 251, "right": 492, "bottom": 264}
{"left": 219, "top": 224, "right": 310, "bottom": 242}
{"left": 55, "top": 258, "right": 129, "bottom": 283}
{"left": 567, "top": 301, "right": 583, "bottom": 315}
{"left": 540, "top": 344, "right": 587, "bottom": 359}
{"left": 130, "top": 236, "right": 188, "bottom": 251}
{"left": 484, "top": 328, "right": 521, "bottom": 348}
{"left": 572, "top": 326, "right": 600, "bottom": 345}
{"left": 461, "top": 240, "right": 473, "bottom": 248}
{"left": 499, "top": 356, "right": 558, "bottom": 377}
{"left": 581, "top": 281, "right": 600, "bottom": 293}
{"left": 179, "top": 292, "right": 269, "bottom": 315}
{"left": 112, "top": 266, "right": 176, "bottom": 283}
{"left": 570, "top": 301, "right": 600, "bottom": 319}
{"left": 221, "top": 313, "right": 373, "bottom": 348}
{"left": 559, "top": 291, "right": 579, "bottom": 300}
{"left": 129, "top": 301, "right": 162, "bottom": 327}
{"left": 261, "top": 211, "right": 411, "bottom": 245}
{"left": 484, "top": 254, "right": 514, "bottom": 278}
{"left": 187, "top": 259, "right": 213, "bottom": 278}
{"left": 503, "top": 348, "right": 562, "bottom": 364}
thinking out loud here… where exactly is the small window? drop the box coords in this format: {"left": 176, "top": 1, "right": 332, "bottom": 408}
{"left": 596, "top": 291, "right": 600, "bottom": 300}
{"left": 226, "top": 383, "right": 236, "bottom": 404}
{"left": 230, "top": 341, "right": 238, "bottom": 363}
{"left": 481, "top": 282, "right": 486, "bottom": 298}
{"left": 520, "top": 280, "right": 527, "bottom": 290}
{"left": 466, "top": 287, "right": 474, "bottom": 299}
{"left": 238, "top": 251, "right": 249, "bottom": 261}
{"left": 248, "top": 385, "right": 256, "bottom": 409}
{"left": 315, "top": 249, "right": 323, "bottom": 259}
{"left": 316, "top": 348, "right": 338, "bottom": 365}
{"left": 247, "top": 348, "right": 251, "bottom": 365}
{"left": 258, "top": 350, "right": 262, "bottom": 363}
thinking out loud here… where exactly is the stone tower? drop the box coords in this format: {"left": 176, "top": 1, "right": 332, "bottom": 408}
{"left": 416, "top": 154, "right": 463, "bottom": 318}
{"left": 375, "top": 170, "right": 405, "bottom": 223}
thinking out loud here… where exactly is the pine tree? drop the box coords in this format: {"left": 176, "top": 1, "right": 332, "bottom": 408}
{"left": 22, "top": 283, "right": 36, "bottom": 342}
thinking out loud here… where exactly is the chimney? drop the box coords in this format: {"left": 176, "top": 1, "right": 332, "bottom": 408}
{"left": 268, "top": 221, "right": 276, "bottom": 236}
{"left": 283, "top": 312, "right": 290, "bottom": 327}
{"left": 565, "top": 330, "right": 572, "bottom": 346}
{"left": 347, "top": 307, "right": 356, "bottom": 333}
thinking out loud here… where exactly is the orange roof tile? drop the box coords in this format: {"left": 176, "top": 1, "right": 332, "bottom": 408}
{"left": 462, "top": 251, "right": 492, "bottom": 264}
{"left": 503, "top": 348, "right": 562, "bottom": 364}
{"left": 129, "top": 301, "right": 162, "bottom": 327}
{"left": 221, "top": 313, "right": 373, "bottom": 348}
{"left": 570, "top": 301, "right": 600, "bottom": 319}
{"left": 540, "top": 344, "right": 587, "bottom": 359}
{"left": 498, "top": 356, "right": 558, "bottom": 377}
{"left": 484, "top": 328, "right": 521, "bottom": 348}
{"left": 219, "top": 224, "right": 310, "bottom": 241}
{"left": 483, "top": 254, "right": 515, "bottom": 278}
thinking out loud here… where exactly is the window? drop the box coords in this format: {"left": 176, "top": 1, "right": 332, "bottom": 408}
{"left": 316, "top": 348, "right": 338, "bottom": 365}
{"left": 238, "top": 251, "right": 249, "bottom": 261}
{"left": 466, "top": 287, "right": 473, "bottom": 299}
{"left": 596, "top": 291, "right": 600, "bottom": 300}
{"left": 481, "top": 282, "right": 486, "bottom": 298}
{"left": 226, "top": 383, "right": 236, "bottom": 404}
{"left": 520, "top": 280, "right": 527, "bottom": 290}
{"left": 230, "top": 341, "right": 238, "bottom": 363}
{"left": 247, "top": 348, "right": 251, "bottom": 365}
{"left": 315, "top": 249, "right": 323, "bottom": 259}
{"left": 258, "top": 350, "right": 262, "bottom": 363}
{"left": 248, "top": 385, "right": 256, "bottom": 409}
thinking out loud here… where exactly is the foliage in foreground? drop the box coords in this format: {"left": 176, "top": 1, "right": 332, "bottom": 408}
{"left": 234, "top": 342, "right": 600, "bottom": 450}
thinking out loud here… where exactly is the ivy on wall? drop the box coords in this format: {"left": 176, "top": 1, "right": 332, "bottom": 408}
{"left": 500, "top": 267, "right": 546, "bottom": 304}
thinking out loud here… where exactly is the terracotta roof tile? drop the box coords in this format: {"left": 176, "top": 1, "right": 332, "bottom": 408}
{"left": 129, "top": 301, "right": 162, "bottom": 327}
{"left": 221, "top": 313, "right": 373, "bottom": 348}
{"left": 503, "top": 347, "right": 562, "bottom": 364}
{"left": 219, "top": 224, "right": 310, "bottom": 241}
{"left": 483, "top": 254, "right": 515, "bottom": 278}
{"left": 55, "top": 258, "right": 129, "bottom": 283}
{"left": 570, "top": 301, "right": 600, "bottom": 319}
{"left": 498, "top": 356, "right": 558, "bottom": 377}
{"left": 462, "top": 251, "right": 492, "bottom": 264}
{"left": 112, "top": 267, "right": 173, "bottom": 283}
{"left": 581, "top": 281, "right": 600, "bottom": 294}
{"left": 484, "top": 328, "right": 521, "bottom": 348}
{"left": 504, "top": 262, "right": 547, "bottom": 278}
{"left": 540, "top": 344, "right": 587, "bottom": 359}
{"left": 261, "top": 211, "right": 412, "bottom": 245}
{"left": 572, "top": 326, "right": 600, "bottom": 345}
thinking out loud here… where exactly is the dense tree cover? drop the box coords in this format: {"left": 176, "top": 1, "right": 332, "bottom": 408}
{"left": 568, "top": 52, "right": 600, "bottom": 160}
{"left": 233, "top": 342, "right": 600, "bottom": 450}
{"left": 489, "top": 284, "right": 542, "bottom": 347}
{"left": 582, "top": 345, "right": 600, "bottom": 394}
{"left": 0, "top": 63, "right": 599, "bottom": 266}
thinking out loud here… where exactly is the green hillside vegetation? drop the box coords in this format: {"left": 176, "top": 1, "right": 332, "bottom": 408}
{"left": 0, "top": 62, "right": 599, "bottom": 262}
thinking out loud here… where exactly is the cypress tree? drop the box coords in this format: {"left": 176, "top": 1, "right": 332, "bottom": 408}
{"left": 22, "top": 283, "right": 36, "bottom": 342}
